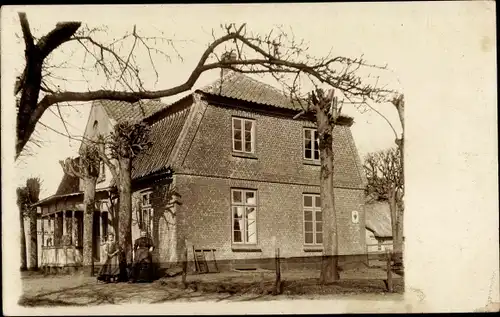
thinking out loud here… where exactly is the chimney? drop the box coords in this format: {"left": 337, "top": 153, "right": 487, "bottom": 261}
{"left": 221, "top": 51, "right": 237, "bottom": 62}
{"left": 221, "top": 51, "right": 238, "bottom": 75}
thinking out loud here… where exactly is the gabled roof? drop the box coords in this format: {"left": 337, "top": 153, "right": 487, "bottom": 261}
{"left": 98, "top": 99, "right": 170, "bottom": 123}
{"left": 47, "top": 71, "right": 365, "bottom": 201}
{"left": 131, "top": 103, "right": 191, "bottom": 179}
{"left": 199, "top": 71, "right": 304, "bottom": 110}
{"left": 55, "top": 172, "right": 80, "bottom": 196}
{"left": 365, "top": 201, "right": 392, "bottom": 238}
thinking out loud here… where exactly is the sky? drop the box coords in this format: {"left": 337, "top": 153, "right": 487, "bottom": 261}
{"left": 1, "top": 3, "right": 498, "bottom": 312}
{"left": 3, "top": 3, "right": 405, "bottom": 198}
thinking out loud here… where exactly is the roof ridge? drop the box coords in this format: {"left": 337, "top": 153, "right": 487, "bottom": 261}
{"left": 199, "top": 69, "right": 239, "bottom": 92}
{"left": 235, "top": 72, "right": 288, "bottom": 95}
{"left": 141, "top": 94, "right": 193, "bottom": 124}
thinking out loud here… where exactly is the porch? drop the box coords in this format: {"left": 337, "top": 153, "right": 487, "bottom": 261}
{"left": 40, "top": 206, "right": 110, "bottom": 272}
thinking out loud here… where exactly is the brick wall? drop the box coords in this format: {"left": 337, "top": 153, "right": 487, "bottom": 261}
{"left": 178, "top": 102, "right": 365, "bottom": 189}
{"left": 174, "top": 175, "right": 366, "bottom": 270}
{"left": 169, "top": 100, "right": 367, "bottom": 270}
{"left": 131, "top": 180, "right": 177, "bottom": 268}
{"left": 176, "top": 174, "right": 364, "bottom": 247}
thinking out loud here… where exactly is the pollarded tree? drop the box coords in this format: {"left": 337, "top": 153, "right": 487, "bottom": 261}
{"left": 97, "top": 122, "right": 152, "bottom": 274}
{"left": 292, "top": 88, "right": 354, "bottom": 284}
{"left": 26, "top": 177, "right": 41, "bottom": 270}
{"left": 17, "top": 186, "right": 29, "bottom": 271}
{"left": 59, "top": 144, "right": 101, "bottom": 276}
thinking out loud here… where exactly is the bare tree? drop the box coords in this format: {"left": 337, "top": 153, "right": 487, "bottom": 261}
{"left": 26, "top": 177, "right": 41, "bottom": 270}
{"left": 298, "top": 89, "right": 347, "bottom": 283}
{"left": 363, "top": 147, "right": 404, "bottom": 266}
{"left": 97, "top": 122, "right": 152, "bottom": 277}
{"left": 14, "top": 14, "right": 394, "bottom": 159}
{"left": 59, "top": 145, "right": 100, "bottom": 276}
{"left": 15, "top": 14, "right": 399, "bottom": 281}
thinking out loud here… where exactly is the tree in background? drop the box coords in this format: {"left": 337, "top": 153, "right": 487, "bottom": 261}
{"left": 17, "top": 186, "right": 29, "bottom": 271}
{"left": 26, "top": 177, "right": 41, "bottom": 270}
{"left": 59, "top": 145, "right": 101, "bottom": 276}
{"left": 363, "top": 147, "right": 404, "bottom": 266}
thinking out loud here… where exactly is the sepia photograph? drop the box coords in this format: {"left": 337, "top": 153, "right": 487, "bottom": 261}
{"left": 1, "top": 2, "right": 498, "bottom": 314}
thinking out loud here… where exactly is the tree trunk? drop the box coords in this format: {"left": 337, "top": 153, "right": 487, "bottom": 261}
{"left": 388, "top": 186, "right": 398, "bottom": 245}
{"left": 317, "top": 109, "right": 339, "bottom": 284}
{"left": 393, "top": 190, "right": 404, "bottom": 267}
{"left": 118, "top": 156, "right": 132, "bottom": 270}
{"left": 28, "top": 208, "right": 38, "bottom": 270}
{"left": 83, "top": 177, "right": 97, "bottom": 276}
{"left": 19, "top": 209, "right": 27, "bottom": 271}
{"left": 394, "top": 96, "right": 405, "bottom": 268}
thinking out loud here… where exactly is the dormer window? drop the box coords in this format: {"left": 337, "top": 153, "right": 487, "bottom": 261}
{"left": 232, "top": 117, "right": 255, "bottom": 154}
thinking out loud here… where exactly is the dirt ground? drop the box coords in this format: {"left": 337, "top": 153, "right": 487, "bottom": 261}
{"left": 19, "top": 268, "right": 404, "bottom": 306}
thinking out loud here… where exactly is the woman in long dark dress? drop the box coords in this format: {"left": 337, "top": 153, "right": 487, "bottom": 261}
{"left": 97, "top": 233, "right": 120, "bottom": 283}
{"left": 129, "top": 230, "right": 155, "bottom": 282}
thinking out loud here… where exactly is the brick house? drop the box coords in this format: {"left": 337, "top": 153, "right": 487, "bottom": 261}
{"left": 34, "top": 71, "right": 367, "bottom": 272}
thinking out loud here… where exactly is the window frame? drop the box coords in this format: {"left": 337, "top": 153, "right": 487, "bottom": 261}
{"left": 303, "top": 128, "right": 320, "bottom": 162}
{"left": 97, "top": 141, "right": 106, "bottom": 183}
{"left": 232, "top": 117, "right": 256, "bottom": 154}
{"left": 303, "top": 193, "right": 323, "bottom": 246}
{"left": 231, "top": 188, "right": 258, "bottom": 245}
{"left": 140, "top": 191, "right": 153, "bottom": 235}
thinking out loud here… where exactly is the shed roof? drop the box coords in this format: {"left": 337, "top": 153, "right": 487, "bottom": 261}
{"left": 365, "top": 201, "right": 393, "bottom": 238}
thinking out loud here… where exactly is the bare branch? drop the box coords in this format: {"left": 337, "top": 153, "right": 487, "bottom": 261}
{"left": 16, "top": 20, "right": 398, "bottom": 159}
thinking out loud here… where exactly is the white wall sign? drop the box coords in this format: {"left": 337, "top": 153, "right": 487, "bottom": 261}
{"left": 351, "top": 210, "right": 359, "bottom": 224}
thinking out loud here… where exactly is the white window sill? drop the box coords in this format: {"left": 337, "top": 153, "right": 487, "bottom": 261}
{"left": 303, "top": 245, "right": 324, "bottom": 252}
{"left": 231, "top": 244, "right": 262, "bottom": 252}
{"left": 303, "top": 159, "right": 320, "bottom": 166}
{"left": 232, "top": 152, "right": 258, "bottom": 160}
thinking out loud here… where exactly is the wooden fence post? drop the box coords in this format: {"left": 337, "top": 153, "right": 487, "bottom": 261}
{"left": 182, "top": 239, "right": 188, "bottom": 288}
{"left": 386, "top": 250, "right": 393, "bottom": 292}
{"left": 273, "top": 247, "right": 282, "bottom": 295}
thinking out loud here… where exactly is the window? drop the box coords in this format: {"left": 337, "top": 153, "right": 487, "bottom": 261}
{"left": 231, "top": 189, "right": 257, "bottom": 244}
{"left": 232, "top": 118, "right": 255, "bottom": 154}
{"left": 97, "top": 142, "right": 106, "bottom": 183}
{"left": 140, "top": 191, "right": 153, "bottom": 235}
{"left": 303, "top": 128, "right": 320, "bottom": 161}
{"left": 303, "top": 194, "right": 322, "bottom": 245}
